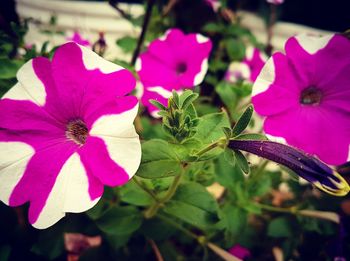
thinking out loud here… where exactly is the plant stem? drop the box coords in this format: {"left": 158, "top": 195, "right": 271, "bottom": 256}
{"left": 194, "top": 138, "right": 226, "bottom": 158}
{"left": 254, "top": 202, "right": 340, "bottom": 223}
{"left": 131, "top": 0, "right": 155, "bottom": 65}
{"left": 132, "top": 177, "right": 159, "bottom": 202}
{"left": 266, "top": 4, "right": 277, "bottom": 55}
{"left": 144, "top": 166, "right": 185, "bottom": 218}
{"left": 254, "top": 202, "right": 296, "bottom": 214}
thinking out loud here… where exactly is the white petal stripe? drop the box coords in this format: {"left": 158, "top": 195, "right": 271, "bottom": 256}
{"left": 90, "top": 104, "right": 139, "bottom": 137}
{"left": 294, "top": 34, "right": 334, "bottom": 55}
{"left": 79, "top": 44, "right": 123, "bottom": 73}
{"left": 95, "top": 136, "right": 141, "bottom": 179}
{"left": 0, "top": 142, "right": 34, "bottom": 205}
{"left": 252, "top": 57, "right": 275, "bottom": 97}
{"left": 16, "top": 60, "right": 46, "bottom": 106}
{"left": 193, "top": 58, "right": 208, "bottom": 86}
{"left": 33, "top": 153, "right": 100, "bottom": 229}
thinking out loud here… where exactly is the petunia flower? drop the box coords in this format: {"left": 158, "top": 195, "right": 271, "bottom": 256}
{"left": 225, "top": 47, "right": 266, "bottom": 84}
{"left": 252, "top": 34, "right": 350, "bottom": 165}
{"left": 136, "top": 28, "right": 212, "bottom": 114}
{"left": 224, "top": 62, "right": 251, "bottom": 84}
{"left": 66, "top": 31, "right": 91, "bottom": 47}
{"left": 243, "top": 47, "right": 267, "bottom": 82}
{"left": 0, "top": 42, "right": 141, "bottom": 228}
{"left": 266, "top": 0, "right": 284, "bottom": 5}
{"left": 228, "top": 139, "right": 350, "bottom": 196}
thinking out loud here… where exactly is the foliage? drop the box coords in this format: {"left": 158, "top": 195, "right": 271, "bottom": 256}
{"left": 0, "top": 1, "right": 349, "bottom": 261}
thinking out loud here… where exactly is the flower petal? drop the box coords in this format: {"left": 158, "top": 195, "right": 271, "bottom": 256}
{"left": 89, "top": 101, "right": 139, "bottom": 137}
{"left": 16, "top": 59, "right": 47, "bottom": 106}
{"left": 78, "top": 137, "right": 130, "bottom": 187}
{"left": 8, "top": 143, "right": 76, "bottom": 225}
{"left": 32, "top": 153, "right": 101, "bottom": 229}
{"left": 0, "top": 141, "right": 34, "bottom": 204}
{"left": 137, "top": 52, "right": 179, "bottom": 90}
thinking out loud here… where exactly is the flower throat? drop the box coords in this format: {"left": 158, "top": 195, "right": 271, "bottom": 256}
{"left": 66, "top": 119, "right": 88, "bottom": 145}
{"left": 300, "top": 86, "right": 322, "bottom": 106}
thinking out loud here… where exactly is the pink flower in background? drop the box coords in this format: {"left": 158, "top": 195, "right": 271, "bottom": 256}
{"left": 252, "top": 34, "right": 350, "bottom": 165}
{"left": 136, "top": 28, "right": 212, "bottom": 115}
{"left": 224, "top": 62, "right": 251, "bottom": 83}
{"left": 267, "top": 0, "right": 284, "bottom": 5}
{"left": 229, "top": 244, "right": 251, "bottom": 260}
{"left": 205, "top": 0, "right": 221, "bottom": 12}
{"left": 243, "top": 47, "right": 267, "bottom": 82}
{"left": 0, "top": 42, "right": 141, "bottom": 228}
{"left": 225, "top": 47, "right": 266, "bottom": 84}
{"left": 66, "top": 31, "right": 91, "bottom": 47}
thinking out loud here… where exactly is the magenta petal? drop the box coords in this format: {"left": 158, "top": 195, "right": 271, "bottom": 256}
{"left": 138, "top": 52, "right": 179, "bottom": 90}
{"left": 79, "top": 136, "right": 130, "bottom": 188}
{"left": 0, "top": 99, "right": 62, "bottom": 132}
{"left": 9, "top": 143, "right": 76, "bottom": 224}
{"left": 264, "top": 107, "right": 350, "bottom": 165}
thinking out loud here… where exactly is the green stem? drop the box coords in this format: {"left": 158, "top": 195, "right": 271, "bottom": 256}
{"left": 144, "top": 167, "right": 185, "bottom": 218}
{"left": 132, "top": 177, "right": 159, "bottom": 202}
{"left": 194, "top": 138, "right": 226, "bottom": 158}
{"left": 254, "top": 202, "right": 296, "bottom": 214}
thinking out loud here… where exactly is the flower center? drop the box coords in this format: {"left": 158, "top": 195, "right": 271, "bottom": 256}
{"left": 176, "top": 62, "right": 187, "bottom": 75}
{"left": 300, "top": 86, "right": 323, "bottom": 106}
{"left": 66, "top": 119, "right": 88, "bottom": 145}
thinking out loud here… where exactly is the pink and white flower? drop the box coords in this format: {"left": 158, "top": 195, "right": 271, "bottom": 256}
{"left": 136, "top": 28, "right": 212, "bottom": 115}
{"left": 225, "top": 47, "right": 266, "bottom": 84}
{"left": 66, "top": 31, "right": 91, "bottom": 47}
{"left": 252, "top": 34, "right": 350, "bottom": 165}
{"left": 0, "top": 42, "right": 141, "bottom": 228}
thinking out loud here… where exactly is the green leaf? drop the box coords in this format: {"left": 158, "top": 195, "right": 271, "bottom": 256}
{"left": 215, "top": 81, "right": 238, "bottom": 116}
{"left": 222, "top": 127, "right": 232, "bottom": 139}
{"left": 234, "top": 133, "right": 267, "bottom": 140}
{"left": 225, "top": 38, "right": 246, "bottom": 60}
{"left": 163, "top": 182, "right": 221, "bottom": 229}
{"left": 267, "top": 217, "right": 293, "bottom": 238}
{"left": 0, "top": 59, "right": 24, "bottom": 79}
{"left": 232, "top": 105, "right": 254, "bottom": 137}
{"left": 242, "top": 203, "right": 262, "bottom": 214}
{"left": 119, "top": 180, "right": 153, "bottom": 206}
{"left": 248, "top": 176, "right": 272, "bottom": 197}
{"left": 221, "top": 205, "right": 247, "bottom": 245}
{"left": 202, "top": 23, "right": 225, "bottom": 33}
{"left": 234, "top": 150, "right": 250, "bottom": 174}
{"left": 215, "top": 154, "right": 244, "bottom": 190}
{"left": 149, "top": 99, "right": 167, "bottom": 111}
{"left": 116, "top": 36, "right": 137, "bottom": 53}
{"left": 96, "top": 206, "right": 142, "bottom": 236}
{"left": 223, "top": 148, "right": 236, "bottom": 166}
{"left": 193, "top": 112, "right": 230, "bottom": 145}
{"left": 137, "top": 139, "right": 181, "bottom": 178}
{"left": 181, "top": 93, "right": 199, "bottom": 110}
